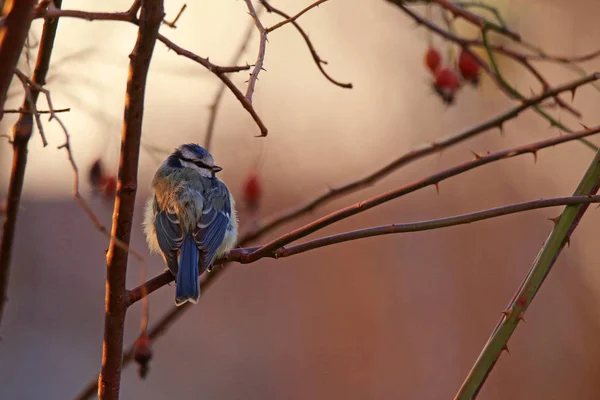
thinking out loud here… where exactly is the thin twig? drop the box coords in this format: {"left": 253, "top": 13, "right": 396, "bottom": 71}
{"left": 97, "top": 1, "right": 163, "bottom": 399}
{"left": 266, "top": 0, "right": 329, "bottom": 33}
{"left": 204, "top": 5, "right": 261, "bottom": 151}
{"left": 261, "top": 0, "right": 352, "bottom": 88}
{"left": 2, "top": 107, "right": 70, "bottom": 114}
{"left": 429, "top": 0, "right": 520, "bottom": 41}
{"left": 244, "top": 0, "right": 267, "bottom": 104}
{"left": 162, "top": 3, "right": 186, "bottom": 28}
{"left": 273, "top": 195, "right": 600, "bottom": 257}
{"left": 14, "top": 70, "right": 48, "bottom": 146}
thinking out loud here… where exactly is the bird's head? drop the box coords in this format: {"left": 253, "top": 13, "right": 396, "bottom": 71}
{"left": 167, "top": 143, "right": 222, "bottom": 177}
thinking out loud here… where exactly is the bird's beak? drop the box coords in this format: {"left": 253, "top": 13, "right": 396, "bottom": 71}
{"left": 211, "top": 165, "right": 223, "bottom": 173}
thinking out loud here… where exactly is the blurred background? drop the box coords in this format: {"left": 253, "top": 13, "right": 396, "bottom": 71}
{"left": 2, "top": 0, "right": 600, "bottom": 399}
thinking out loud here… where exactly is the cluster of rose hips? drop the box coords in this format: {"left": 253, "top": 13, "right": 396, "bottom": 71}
{"left": 425, "top": 46, "right": 481, "bottom": 104}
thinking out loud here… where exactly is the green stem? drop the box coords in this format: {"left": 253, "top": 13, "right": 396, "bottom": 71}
{"left": 455, "top": 149, "right": 600, "bottom": 399}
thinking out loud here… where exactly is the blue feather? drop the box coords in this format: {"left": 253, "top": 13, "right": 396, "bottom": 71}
{"left": 175, "top": 235, "right": 200, "bottom": 305}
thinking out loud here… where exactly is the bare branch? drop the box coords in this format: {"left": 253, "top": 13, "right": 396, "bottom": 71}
{"left": 33, "top": 4, "right": 268, "bottom": 136}
{"left": 243, "top": 125, "right": 600, "bottom": 262}
{"left": 241, "top": 73, "right": 599, "bottom": 243}
{"left": 244, "top": 0, "right": 267, "bottom": 104}
{"left": 97, "top": 1, "right": 164, "bottom": 399}
{"left": 261, "top": 0, "right": 352, "bottom": 88}
{"left": 266, "top": 0, "right": 329, "bottom": 33}
{"left": 204, "top": 4, "right": 261, "bottom": 150}
{"left": 391, "top": 2, "right": 598, "bottom": 150}
{"left": 126, "top": 123, "right": 600, "bottom": 303}
{"left": 162, "top": 3, "right": 187, "bottom": 28}
{"left": 274, "top": 195, "right": 600, "bottom": 257}
{"left": 429, "top": 0, "right": 521, "bottom": 41}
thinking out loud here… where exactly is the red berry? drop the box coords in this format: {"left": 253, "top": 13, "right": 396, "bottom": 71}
{"left": 103, "top": 176, "right": 117, "bottom": 199}
{"left": 242, "top": 171, "right": 262, "bottom": 211}
{"left": 458, "top": 49, "right": 480, "bottom": 84}
{"left": 134, "top": 334, "right": 153, "bottom": 379}
{"left": 433, "top": 68, "right": 461, "bottom": 104}
{"left": 425, "top": 47, "right": 441, "bottom": 73}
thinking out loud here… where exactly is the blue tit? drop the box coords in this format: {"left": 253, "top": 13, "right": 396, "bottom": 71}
{"left": 143, "top": 144, "right": 238, "bottom": 306}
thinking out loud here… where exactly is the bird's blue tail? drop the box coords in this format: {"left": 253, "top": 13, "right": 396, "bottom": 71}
{"left": 175, "top": 235, "right": 200, "bottom": 306}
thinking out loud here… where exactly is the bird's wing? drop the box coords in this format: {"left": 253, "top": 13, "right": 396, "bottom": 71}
{"left": 193, "top": 179, "right": 231, "bottom": 270}
{"left": 152, "top": 196, "right": 184, "bottom": 274}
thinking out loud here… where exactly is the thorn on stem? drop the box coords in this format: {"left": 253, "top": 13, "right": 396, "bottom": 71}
{"left": 470, "top": 150, "right": 483, "bottom": 160}
{"left": 502, "top": 308, "right": 513, "bottom": 319}
{"left": 434, "top": 182, "right": 440, "bottom": 195}
{"left": 530, "top": 150, "right": 538, "bottom": 164}
{"left": 547, "top": 216, "right": 561, "bottom": 226}
{"left": 501, "top": 344, "right": 510, "bottom": 355}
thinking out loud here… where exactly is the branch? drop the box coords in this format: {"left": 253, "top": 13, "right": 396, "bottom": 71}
{"left": 162, "top": 3, "right": 186, "bottom": 28}
{"left": 204, "top": 5, "right": 261, "bottom": 150}
{"left": 126, "top": 124, "right": 600, "bottom": 303}
{"left": 244, "top": 0, "right": 267, "bottom": 104}
{"left": 241, "top": 73, "right": 599, "bottom": 243}
{"left": 244, "top": 125, "right": 600, "bottom": 262}
{"left": 97, "top": 1, "right": 163, "bottom": 399}
{"left": 261, "top": 0, "right": 352, "bottom": 88}
{"left": 429, "top": 0, "right": 520, "bottom": 41}
{"left": 265, "top": 0, "right": 329, "bottom": 33}
{"left": 393, "top": 2, "right": 598, "bottom": 150}
{"left": 33, "top": 4, "right": 268, "bottom": 136}
{"left": 0, "top": 0, "right": 62, "bottom": 330}
{"left": 273, "top": 195, "right": 600, "bottom": 257}
{"left": 455, "top": 152, "right": 600, "bottom": 399}
{"left": 0, "top": 0, "right": 36, "bottom": 120}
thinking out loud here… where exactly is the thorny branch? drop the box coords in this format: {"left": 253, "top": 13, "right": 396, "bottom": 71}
{"left": 390, "top": 1, "right": 600, "bottom": 150}
{"left": 240, "top": 73, "right": 599, "bottom": 243}
{"left": 238, "top": 125, "right": 600, "bottom": 263}
{"left": 455, "top": 151, "right": 600, "bottom": 399}
{"left": 127, "top": 123, "right": 600, "bottom": 303}
{"left": 271, "top": 195, "right": 600, "bottom": 257}
{"left": 243, "top": 0, "right": 267, "bottom": 104}
{"left": 74, "top": 191, "right": 600, "bottom": 399}
{"left": 204, "top": 5, "right": 262, "bottom": 151}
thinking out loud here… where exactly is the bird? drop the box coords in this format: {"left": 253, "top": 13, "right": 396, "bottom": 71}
{"left": 143, "top": 144, "right": 238, "bottom": 306}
